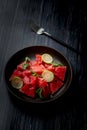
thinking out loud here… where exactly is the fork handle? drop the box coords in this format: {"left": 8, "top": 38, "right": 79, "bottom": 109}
{"left": 44, "top": 31, "right": 80, "bottom": 55}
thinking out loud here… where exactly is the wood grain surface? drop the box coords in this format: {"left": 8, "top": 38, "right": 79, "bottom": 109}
{"left": 0, "top": 0, "right": 87, "bottom": 130}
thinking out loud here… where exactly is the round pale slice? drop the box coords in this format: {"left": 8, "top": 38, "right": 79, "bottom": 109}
{"left": 42, "top": 53, "right": 53, "bottom": 64}
{"left": 42, "top": 70, "right": 54, "bottom": 82}
{"left": 11, "top": 76, "right": 23, "bottom": 89}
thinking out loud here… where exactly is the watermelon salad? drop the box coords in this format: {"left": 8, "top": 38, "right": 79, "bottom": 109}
{"left": 9, "top": 53, "right": 67, "bottom": 99}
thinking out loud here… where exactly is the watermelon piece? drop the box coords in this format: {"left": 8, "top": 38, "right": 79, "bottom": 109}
{"left": 29, "top": 75, "right": 37, "bottom": 86}
{"left": 23, "top": 75, "right": 37, "bottom": 86}
{"left": 23, "top": 76, "right": 30, "bottom": 84}
{"left": 50, "top": 80, "right": 63, "bottom": 94}
{"left": 17, "top": 61, "right": 26, "bottom": 71}
{"left": 42, "top": 86, "right": 51, "bottom": 98}
{"left": 29, "top": 60, "right": 38, "bottom": 66}
{"left": 30, "top": 65, "right": 44, "bottom": 74}
{"left": 44, "top": 64, "right": 54, "bottom": 72}
{"left": 36, "top": 54, "right": 42, "bottom": 64}
{"left": 22, "top": 70, "right": 31, "bottom": 77}
{"left": 20, "top": 84, "right": 29, "bottom": 93}
{"left": 20, "top": 84, "right": 36, "bottom": 98}
{"left": 27, "top": 87, "right": 36, "bottom": 98}
{"left": 13, "top": 69, "right": 22, "bottom": 76}
{"left": 54, "top": 66, "right": 67, "bottom": 81}
{"left": 38, "top": 77, "right": 48, "bottom": 88}
{"left": 9, "top": 69, "right": 22, "bottom": 80}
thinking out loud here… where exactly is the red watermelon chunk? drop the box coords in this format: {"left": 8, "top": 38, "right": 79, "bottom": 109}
{"left": 20, "top": 84, "right": 36, "bottom": 98}
{"left": 38, "top": 77, "right": 48, "bottom": 88}
{"left": 29, "top": 76, "right": 37, "bottom": 86}
{"left": 22, "top": 70, "right": 31, "bottom": 77}
{"left": 50, "top": 80, "right": 63, "bottom": 94}
{"left": 42, "top": 86, "right": 51, "bottom": 98}
{"left": 36, "top": 54, "right": 42, "bottom": 64}
{"left": 27, "top": 87, "right": 36, "bottom": 98}
{"left": 44, "top": 64, "right": 54, "bottom": 72}
{"left": 23, "top": 76, "right": 30, "bottom": 84}
{"left": 29, "top": 60, "right": 38, "bottom": 66}
{"left": 17, "top": 61, "right": 26, "bottom": 71}
{"left": 20, "top": 84, "right": 29, "bottom": 93}
{"left": 13, "top": 69, "right": 22, "bottom": 76}
{"left": 54, "top": 66, "right": 67, "bottom": 81}
{"left": 9, "top": 69, "right": 22, "bottom": 80}
{"left": 30, "top": 65, "right": 44, "bottom": 74}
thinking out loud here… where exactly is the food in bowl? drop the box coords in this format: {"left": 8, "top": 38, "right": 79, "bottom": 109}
{"left": 9, "top": 53, "right": 67, "bottom": 99}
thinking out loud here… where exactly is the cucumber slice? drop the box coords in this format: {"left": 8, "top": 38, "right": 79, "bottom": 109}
{"left": 42, "top": 53, "right": 53, "bottom": 64}
{"left": 42, "top": 70, "right": 54, "bottom": 82}
{"left": 11, "top": 76, "right": 23, "bottom": 89}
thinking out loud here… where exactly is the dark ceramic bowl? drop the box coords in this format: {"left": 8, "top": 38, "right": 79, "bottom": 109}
{"left": 5, "top": 46, "right": 72, "bottom": 103}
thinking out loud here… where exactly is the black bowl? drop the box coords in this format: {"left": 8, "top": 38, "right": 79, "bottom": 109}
{"left": 5, "top": 46, "right": 72, "bottom": 103}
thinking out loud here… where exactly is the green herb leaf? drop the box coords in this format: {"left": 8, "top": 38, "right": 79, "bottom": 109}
{"left": 22, "top": 63, "right": 29, "bottom": 70}
{"left": 32, "top": 73, "right": 37, "bottom": 76}
{"left": 52, "top": 62, "right": 63, "bottom": 67}
{"left": 30, "top": 69, "right": 37, "bottom": 76}
{"left": 36, "top": 88, "right": 43, "bottom": 98}
{"left": 25, "top": 57, "right": 30, "bottom": 62}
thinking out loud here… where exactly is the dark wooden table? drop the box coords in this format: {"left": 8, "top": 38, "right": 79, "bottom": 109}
{"left": 0, "top": 0, "right": 87, "bottom": 130}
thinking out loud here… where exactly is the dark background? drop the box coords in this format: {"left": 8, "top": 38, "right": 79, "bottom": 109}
{"left": 0, "top": 0, "right": 87, "bottom": 130}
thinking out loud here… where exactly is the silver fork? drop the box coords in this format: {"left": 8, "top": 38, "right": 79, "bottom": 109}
{"left": 31, "top": 22, "right": 80, "bottom": 54}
